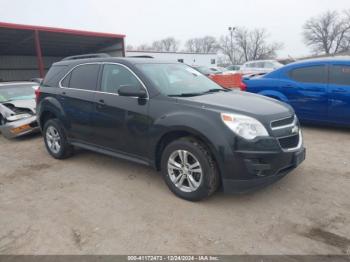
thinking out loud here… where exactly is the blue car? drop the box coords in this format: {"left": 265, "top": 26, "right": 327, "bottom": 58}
{"left": 244, "top": 57, "right": 350, "bottom": 127}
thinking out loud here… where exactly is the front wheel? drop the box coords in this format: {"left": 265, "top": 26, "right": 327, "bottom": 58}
{"left": 161, "top": 137, "right": 220, "bottom": 201}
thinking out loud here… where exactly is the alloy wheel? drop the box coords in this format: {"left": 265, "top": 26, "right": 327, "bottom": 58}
{"left": 167, "top": 150, "right": 203, "bottom": 193}
{"left": 46, "top": 126, "right": 61, "bottom": 154}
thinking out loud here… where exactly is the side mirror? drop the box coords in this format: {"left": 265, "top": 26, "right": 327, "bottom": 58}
{"left": 118, "top": 85, "right": 147, "bottom": 98}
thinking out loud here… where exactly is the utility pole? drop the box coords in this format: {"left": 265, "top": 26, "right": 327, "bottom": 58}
{"left": 228, "top": 27, "right": 236, "bottom": 64}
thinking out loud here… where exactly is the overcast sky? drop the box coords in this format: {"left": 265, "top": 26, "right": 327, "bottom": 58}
{"left": 0, "top": 0, "right": 349, "bottom": 58}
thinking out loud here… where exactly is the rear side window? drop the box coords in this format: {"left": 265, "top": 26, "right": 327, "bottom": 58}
{"left": 288, "top": 66, "right": 326, "bottom": 84}
{"left": 101, "top": 64, "right": 141, "bottom": 94}
{"left": 42, "top": 65, "right": 68, "bottom": 87}
{"left": 329, "top": 65, "right": 350, "bottom": 86}
{"left": 63, "top": 64, "right": 100, "bottom": 91}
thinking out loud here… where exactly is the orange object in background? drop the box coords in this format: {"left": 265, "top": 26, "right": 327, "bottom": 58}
{"left": 209, "top": 73, "right": 246, "bottom": 91}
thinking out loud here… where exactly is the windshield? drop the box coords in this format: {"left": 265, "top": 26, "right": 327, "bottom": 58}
{"left": 136, "top": 63, "right": 223, "bottom": 96}
{"left": 0, "top": 84, "right": 37, "bottom": 103}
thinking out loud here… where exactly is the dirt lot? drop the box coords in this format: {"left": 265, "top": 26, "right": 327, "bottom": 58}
{"left": 0, "top": 126, "right": 349, "bottom": 255}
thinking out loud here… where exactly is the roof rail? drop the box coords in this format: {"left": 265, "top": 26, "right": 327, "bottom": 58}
{"left": 61, "top": 53, "right": 110, "bottom": 61}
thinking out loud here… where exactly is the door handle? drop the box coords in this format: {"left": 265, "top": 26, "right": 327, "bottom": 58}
{"left": 98, "top": 99, "right": 105, "bottom": 104}
{"left": 282, "top": 84, "right": 293, "bottom": 88}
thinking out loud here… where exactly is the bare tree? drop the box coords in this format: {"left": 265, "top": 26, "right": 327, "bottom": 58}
{"left": 303, "top": 10, "right": 350, "bottom": 55}
{"left": 151, "top": 37, "right": 180, "bottom": 52}
{"left": 218, "top": 27, "right": 282, "bottom": 64}
{"left": 218, "top": 35, "right": 242, "bottom": 64}
{"left": 137, "top": 43, "right": 152, "bottom": 51}
{"left": 126, "top": 44, "right": 134, "bottom": 51}
{"left": 234, "top": 28, "right": 283, "bottom": 61}
{"left": 185, "top": 36, "right": 219, "bottom": 53}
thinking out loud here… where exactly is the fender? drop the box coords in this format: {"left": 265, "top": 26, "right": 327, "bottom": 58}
{"left": 37, "top": 96, "right": 68, "bottom": 130}
{"left": 258, "top": 90, "right": 289, "bottom": 103}
{"left": 149, "top": 111, "right": 235, "bottom": 177}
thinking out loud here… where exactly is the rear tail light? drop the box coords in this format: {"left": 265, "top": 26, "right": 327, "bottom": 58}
{"left": 239, "top": 82, "right": 247, "bottom": 91}
{"left": 35, "top": 87, "right": 41, "bottom": 104}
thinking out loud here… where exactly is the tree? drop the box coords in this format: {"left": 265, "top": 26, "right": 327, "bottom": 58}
{"left": 151, "top": 37, "right": 180, "bottom": 52}
{"left": 218, "top": 27, "right": 282, "bottom": 64}
{"left": 185, "top": 36, "right": 219, "bottom": 53}
{"left": 218, "top": 35, "right": 242, "bottom": 64}
{"left": 235, "top": 28, "right": 283, "bottom": 61}
{"left": 137, "top": 43, "right": 152, "bottom": 51}
{"left": 303, "top": 10, "right": 350, "bottom": 55}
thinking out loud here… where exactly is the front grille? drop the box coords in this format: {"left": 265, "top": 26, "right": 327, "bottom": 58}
{"left": 278, "top": 134, "right": 299, "bottom": 149}
{"left": 271, "top": 115, "right": 295, "bottom": 129}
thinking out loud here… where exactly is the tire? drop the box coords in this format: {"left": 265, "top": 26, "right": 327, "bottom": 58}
{"left": 43, "top": 119, "right": 73, "bottom": 159}
{"left": 161, "top": 137, "right": 220, "bottom": 201}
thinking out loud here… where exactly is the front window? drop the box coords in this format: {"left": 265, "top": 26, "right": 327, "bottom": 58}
{"left": 101, "top": 64, "right": 141, "bottom": 94}
{"left": 136, "top": 63, "right": 223, "bottom": 96}
{"left": 0, "top": 84, "right": 37, "bottom": 103}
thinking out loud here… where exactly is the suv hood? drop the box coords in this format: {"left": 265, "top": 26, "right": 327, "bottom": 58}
{"left": 177, "top": 91, "right": 293, "bottom": 120}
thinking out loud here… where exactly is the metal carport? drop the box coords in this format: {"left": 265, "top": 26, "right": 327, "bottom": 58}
{"left": 0, "top": 22, "right": 125, "bottom": 81}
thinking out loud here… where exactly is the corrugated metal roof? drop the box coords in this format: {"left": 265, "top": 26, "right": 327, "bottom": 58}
{"left": 0, "top": 22, "right": 125, "bottom": 56}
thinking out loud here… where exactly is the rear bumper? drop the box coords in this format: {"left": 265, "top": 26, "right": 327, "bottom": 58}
{"left": 0, "top": 116, "right": 39, "bottom": 139}
{"left": 222, "top": 147, "right": 306, "bottom": 193}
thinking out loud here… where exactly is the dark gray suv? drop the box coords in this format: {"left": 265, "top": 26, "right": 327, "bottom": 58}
{"left": 36, "top": 56, "right": 305, "bottom": 201}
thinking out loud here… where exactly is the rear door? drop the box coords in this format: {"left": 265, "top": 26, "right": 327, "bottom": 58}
{"left": 279, "top": 64, "right": 328, "bottom": 121}
{"left": 91, "top": 63, "right": 150, "bottom": 158}
{"left": 59, "top": 63, "right": 100, "bottom": 141}
{"left": 328, "top": 64, "right": 350, "bottom": 125}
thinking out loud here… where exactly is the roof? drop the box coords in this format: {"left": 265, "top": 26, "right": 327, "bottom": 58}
{"left": 127, "top": 50, "right": 217, "bottom": 55}
{"left": 0, "top": 22, "right": 125, "bottom": 56}
{"left": 288, "top": 56, "right": 350, "bottom": 66}
{"left": 54, "top": 57, "right": 180, "bottom": 67}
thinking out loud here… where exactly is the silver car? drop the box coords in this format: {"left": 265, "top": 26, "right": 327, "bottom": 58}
{"left": 240, "top": 60, "right": 283, "bottom": 75}
{"left": 0, "top": 82, "right": 39, "bottom": 139}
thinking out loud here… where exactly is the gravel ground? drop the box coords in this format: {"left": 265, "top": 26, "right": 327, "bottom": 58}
{"left": 0, "top": 126, "right": 349, "bottom": 255}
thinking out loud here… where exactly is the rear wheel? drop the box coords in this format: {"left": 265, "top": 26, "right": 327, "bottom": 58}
{"left": 161, "top": 137, "right": 220, "bottom": 201}
{"left": 43, "top": 119, "right": 73, "bottom": 159}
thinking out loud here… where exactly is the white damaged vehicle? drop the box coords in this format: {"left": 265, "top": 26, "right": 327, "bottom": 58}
{"left": 0, "top": 82, "right": 39, "bottom": 139}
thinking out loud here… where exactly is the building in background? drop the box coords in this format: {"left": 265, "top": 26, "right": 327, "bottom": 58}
{"left": 126, "top": 50, "right": 217, "bottom": 67}
{"left": 0, "top": 22, "right": 125, "bottom": 81}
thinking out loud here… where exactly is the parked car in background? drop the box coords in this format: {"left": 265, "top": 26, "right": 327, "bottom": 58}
{"left": 37, "top": 56, "right": 305, "bottom": 201}
{"left": 225, "top": 65, "right": 241, "bottom": 74}
{"left": 240, "top": 60, "right": 284, "bottom": 75}
{"left": 0, "top": 82, "right": 39, "bottom": 138}
{"left": 209, "top": 74, "right": 246, "bottom": 90}
{"left": 209, "top": 66, "right": 228, "bottom": 74}
{"left": 193, "top": 65, "right": 220, "bottom": 76}
{"left": 244, "top": 57, "right": 350, "bottom": 127}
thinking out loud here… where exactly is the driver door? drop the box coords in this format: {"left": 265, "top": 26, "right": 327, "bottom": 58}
{"left": 91, "top": 63, "right": 151, "bottom": 158}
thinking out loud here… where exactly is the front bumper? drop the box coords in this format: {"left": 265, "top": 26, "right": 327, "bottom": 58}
{"left": 222, "top": 146, "right": 306, "bottom": 193}
{"left": 0, "top": 116, "right": 39, "bottom": 139}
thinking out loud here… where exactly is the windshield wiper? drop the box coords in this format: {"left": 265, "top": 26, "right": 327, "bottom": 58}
{"left": 168, "top": 92, "right": 206, "bottom": 97}
{"left": 203, "top": 89, "right": 227, "bottom": 94}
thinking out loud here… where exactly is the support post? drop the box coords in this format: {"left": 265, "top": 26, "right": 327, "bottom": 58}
{"left": 34, "top": 30, "right": 45, "bottom": 78}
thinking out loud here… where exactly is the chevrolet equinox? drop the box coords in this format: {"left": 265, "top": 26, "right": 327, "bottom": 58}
{"left": 36, "top": 55, "right": 306, "bottom": 201}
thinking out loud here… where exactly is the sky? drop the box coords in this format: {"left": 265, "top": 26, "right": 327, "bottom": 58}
{"left": 0, "top": 0, "right": 349, "bottom": 58}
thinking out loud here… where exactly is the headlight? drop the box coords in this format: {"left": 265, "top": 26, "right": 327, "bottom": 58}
{"left": 6, "top": 114, "right": 31, "bottom": 122}
{"left": 221, "top": 113, "right": 269, "bottom": 140}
